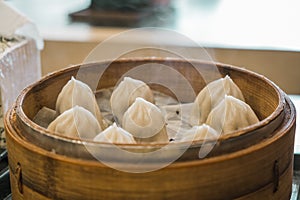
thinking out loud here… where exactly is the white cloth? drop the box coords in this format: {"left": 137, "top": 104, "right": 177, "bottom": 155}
{"left": 0, "top": 1, "right": 43, "bottom": 49}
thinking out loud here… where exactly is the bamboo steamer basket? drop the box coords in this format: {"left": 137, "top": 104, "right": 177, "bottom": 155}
{"left": 5, "top": 58, "right": 296, "bottom": 199}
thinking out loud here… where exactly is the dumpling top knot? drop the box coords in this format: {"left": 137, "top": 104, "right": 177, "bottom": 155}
{"left": 122, "top": 97, "right": 169, "bottom": 143}
{"left": 48, "top": 105, "right": 102, "bottom": 140}
{"left": 110, "top": 77, "right": 154, "bottom": 124}
{"left": 206, "top": 95, "right": 259, "bottom": 134}
{"left": 55, "top": 76, "right": 105, "bottom": 129}
{"left": 126, "top": 97, "right": 154, "bottom": 127}
{"left": 93, "top": 123, "right": 135, "bottom": 144}
{"left": 190, "top": 75, "right": 245, "bottom": 126}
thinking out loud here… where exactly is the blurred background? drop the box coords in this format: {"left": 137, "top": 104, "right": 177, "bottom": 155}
{"left": 5, "top": 0, "right": 300, "bottom": 94}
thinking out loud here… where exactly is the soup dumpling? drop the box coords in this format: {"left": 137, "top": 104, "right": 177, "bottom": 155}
{"left": 190, "top": 75, "right": 245, "bottom": 126}
{"left": 175, "top": 124, "right": 220, "bottom": 142}
{"left": 110, "top": 77, "right": 154, "bottom": 124}
{"left": 48, "top": 106, "right": 102, "bottom": 140}
{"left": 206, "top": 95, "right": 259, "bottom": 134}
{"left": 93, "top": 123, "right": 135, "bottom": 144}
{"left": 122, "top": 97, "right": 168, "bottom": 143}
{"left": 56, "top": 76, "right": 106, "bottom": 129}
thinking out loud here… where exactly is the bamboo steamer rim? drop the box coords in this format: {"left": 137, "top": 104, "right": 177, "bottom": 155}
{"left": 15, "top": 57, "right": 285, "bottom": 148}
{"left": 5, "top": 94, "right": 295, "bottom": 169}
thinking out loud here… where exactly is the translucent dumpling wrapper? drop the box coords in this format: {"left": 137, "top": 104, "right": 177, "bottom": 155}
{"left": 190, "top": 75, "right": 245, "bottom": 126}
{"left": 175, "top": 124, "right": 220, "bottom": 142}
{"left": 93, "top": 123, "right": 135, "bottom": 144}
{"left": 47, "top": 106, "right": 102, "bottom": 140}
{"left": 110, "top": 77, "right": 154, "bottom": 124}
{"left": 206, "top": 95, "right": 259, "bottom": 134}
{"left": 56, "top": 76, "right": 106, "bottom": 129}
{"left": 122, "top": 98, "right": 169, "bottom": 143}
{"left": 159, "top": 103, "right": 194, "bottom": 139}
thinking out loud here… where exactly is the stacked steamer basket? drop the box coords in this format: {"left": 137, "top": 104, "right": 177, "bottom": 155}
{"left": 5, "top": 58, "right": 296, "bottom": 199}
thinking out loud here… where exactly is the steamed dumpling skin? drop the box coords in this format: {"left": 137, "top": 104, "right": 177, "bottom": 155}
{"left": 110, "top": 77, "right": 154, "bottom": 124}
{"left": 93, "top": 123, "right": 135, "bottom": 144}
{"left": 122, "top": 98, "right": 168, "bottom": 143}
{"left": 48, "top": 106, "right": 102, "bottom": 139}
{"left": 190, "top": 75, "right": 245, "bottom": 126}
{"left": 206, "top": 95, "right": 259, "bottom": 134}
{"left": 56, "top": 77, "right": 106, "bottom": 129}
{"left": 175, "top": 124, "right": 220, "bottom": 142}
